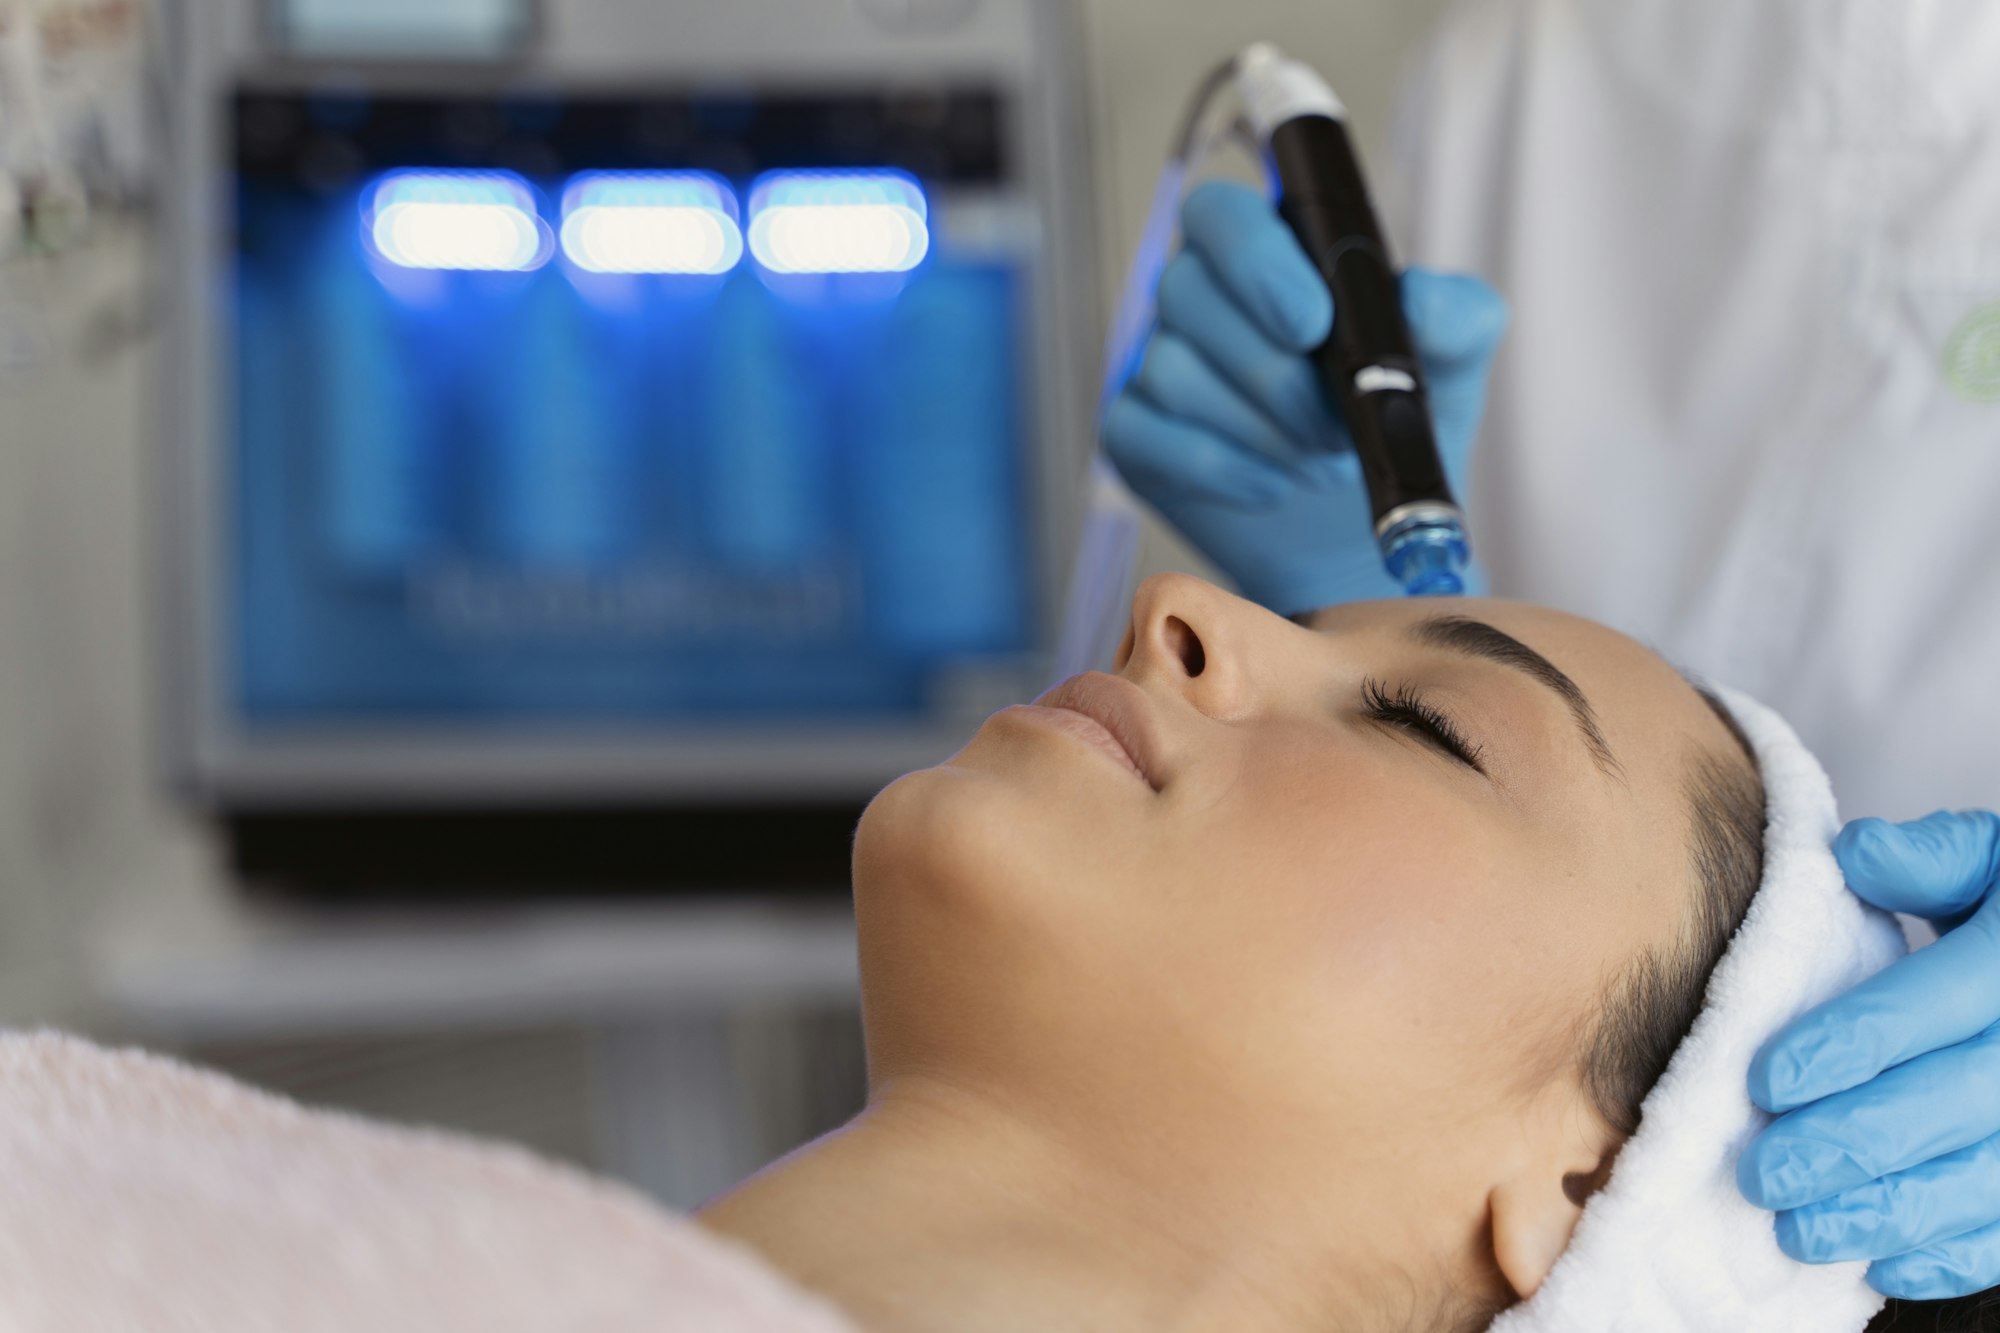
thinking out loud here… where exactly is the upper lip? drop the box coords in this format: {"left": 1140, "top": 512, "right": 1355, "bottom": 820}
{"left": 1033, "top": 672, "right": 1166, "bottom": 791}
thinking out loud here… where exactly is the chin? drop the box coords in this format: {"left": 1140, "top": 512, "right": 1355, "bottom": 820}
{"left": 855, "top": 759, "right": 1016, "bottom": 913}
{"left": 850, "top": 759, "right": 1050, "bottom": 1083}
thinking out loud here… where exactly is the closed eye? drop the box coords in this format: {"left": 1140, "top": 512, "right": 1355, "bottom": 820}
{"left": 1362, "top": 677, "right": 1487, "bottom": 774}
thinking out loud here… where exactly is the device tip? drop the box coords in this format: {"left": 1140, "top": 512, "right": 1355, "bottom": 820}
{"left": 1380, "top": 512, "right": 1471, "bottom": 598}
{"left": 1400, "top": 566, "right": 1467, "bottom": 597}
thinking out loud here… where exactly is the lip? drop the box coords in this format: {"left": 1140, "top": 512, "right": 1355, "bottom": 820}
{"left": 1021, "top": 671, "right": 1166, "bottom": 791}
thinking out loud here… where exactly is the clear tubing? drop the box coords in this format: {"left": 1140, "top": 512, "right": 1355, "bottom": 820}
{"left": 1051, "top": 52, "right": 1248, "bottom": 682}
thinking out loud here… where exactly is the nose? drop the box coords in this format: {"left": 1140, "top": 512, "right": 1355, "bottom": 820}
{"left": 1115, "top": 572, "right": 1259, "bottom": 721}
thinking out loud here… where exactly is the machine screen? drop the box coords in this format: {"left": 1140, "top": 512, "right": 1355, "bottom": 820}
{"left": 228, "top": 89, "right": 1032, "bottom": 727}
{"left": 270, "top": 0, "right": 535, "bottom": 59}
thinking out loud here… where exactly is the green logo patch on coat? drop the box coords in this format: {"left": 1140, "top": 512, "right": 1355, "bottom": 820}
{"left": 1946, "top": 303, "right": 2000, "bottom": 404}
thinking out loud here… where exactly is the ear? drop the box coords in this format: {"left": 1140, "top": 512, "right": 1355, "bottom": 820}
{"left": 1487, "top": 1155, "right": 1612, "bottom": 1299}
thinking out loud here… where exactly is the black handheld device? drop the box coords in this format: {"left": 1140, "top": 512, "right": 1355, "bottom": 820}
{"left": 1237, "top": 44, "right": 1471, "bottom": 596}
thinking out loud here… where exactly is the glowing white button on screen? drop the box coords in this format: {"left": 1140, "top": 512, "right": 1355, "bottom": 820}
{"left": 748, "top": 204, "right": 929, "bottom": 274}
{"left": 364, "top": 171, "right": 548, "bottom": 272}
{"left": 562, "top": 206, "right": 743, "bottom": 274}
{"left": 557, "top": 173, "right": 744, "bottom": 275}
{"left": 745, "top": 172, "right": 932, "bottom": 275}
{"left": 372, "top": 201, "right": 544, "bottom": 271}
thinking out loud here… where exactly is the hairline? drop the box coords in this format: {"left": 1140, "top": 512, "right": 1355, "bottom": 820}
{"left": 1581, "top": 682, "right": 1765, "bottom": 1136}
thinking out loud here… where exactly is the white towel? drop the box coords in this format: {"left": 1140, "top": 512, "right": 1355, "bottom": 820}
{"left": 0, "top": 1031, "right": 858, "bottom": 1333}
{"left": 1495, "top": 687, "right": 1908, "bottom": 1332}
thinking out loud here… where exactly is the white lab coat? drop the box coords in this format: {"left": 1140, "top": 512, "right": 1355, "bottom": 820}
{"left": 1384, "top": 0, "right": 2000, "bottom": 821}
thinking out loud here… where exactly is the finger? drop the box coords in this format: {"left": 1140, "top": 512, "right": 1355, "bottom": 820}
{"left": 1870, "top": 1217, "right": 2000, "bottom": 1301}
{"left": 1748, "top": 914, "right": 2000, "bottom": 1111}
{"left": 1102, "top": 395, "right": 1292, "bottom": 510}
{"left": 1156, "top": 250, "right": 1343, "bottom": 452}
{"left": 1128, "top": 333, "right": 1305, "bottom": 468}
{"left": 1178, "top": 181, "right": 1332, "bottom": 352}
{"left": 1773, "top": 1132, "right": 2000, "bottom": 1262}
{"left": 1399, "top": 268, "right": 1510, "bottom": 373}
{"left": 1740, "top": 1027, "right": 2000, "bottom": 1208}
{"left": 1836, "top": 810, "right": 2000, "bottom": 920}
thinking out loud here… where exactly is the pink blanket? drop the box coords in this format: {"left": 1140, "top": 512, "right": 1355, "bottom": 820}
{"left": 0, "top": 1031, "right": 856, "bottom": 1333}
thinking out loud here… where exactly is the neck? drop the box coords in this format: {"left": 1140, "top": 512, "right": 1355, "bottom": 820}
{"left": 696, "top": 1076, "right": 1386, "bottom": 1333}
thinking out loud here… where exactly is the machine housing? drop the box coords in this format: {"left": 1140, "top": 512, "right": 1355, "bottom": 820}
{"left": 157, "top": 0, "right": 1099, "bottom": 889}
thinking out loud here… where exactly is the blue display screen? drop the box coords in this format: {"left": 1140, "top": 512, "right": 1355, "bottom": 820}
{"left": 229, "top": 172, "right": 1033, "bottom": 725}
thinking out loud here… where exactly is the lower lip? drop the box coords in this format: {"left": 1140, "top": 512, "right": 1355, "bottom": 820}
{"left": 1003, "top": 704, "right": 1149, "bottom": 785}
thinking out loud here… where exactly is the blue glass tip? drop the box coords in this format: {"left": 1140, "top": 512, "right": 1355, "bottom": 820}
{"left": 1381, "top": 513, "right": 1471, "bottom": 598}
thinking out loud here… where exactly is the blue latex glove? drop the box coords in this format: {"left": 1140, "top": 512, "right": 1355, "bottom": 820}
{"left": 1739, "top": 810, "right": 2000, "bottom": 1299}
{"left": 1101, "top": 180, "right": 1509, "bottom": 616}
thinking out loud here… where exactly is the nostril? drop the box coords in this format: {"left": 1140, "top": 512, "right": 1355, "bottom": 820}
{"left": 1163, "top": 616, "right": 1205, "bottom": 677}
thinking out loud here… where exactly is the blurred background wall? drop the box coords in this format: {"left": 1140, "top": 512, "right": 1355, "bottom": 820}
{"left": 0, "top": 0, "right": 1452, "bottom": 1200}
{"left": 1085, "top": 0, "right": 1451, "bottom": 298}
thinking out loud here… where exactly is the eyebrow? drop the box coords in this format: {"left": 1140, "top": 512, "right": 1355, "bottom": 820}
{"left": 1407, "top": 616, "right": 1623, "bottom": 778}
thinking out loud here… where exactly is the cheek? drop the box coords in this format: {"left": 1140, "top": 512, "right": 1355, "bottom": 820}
{"left": 1149, "top": 730, "right": 1593, "bottom": 1104}
{"left": 1174, "top": 727, "right": 1496, "bottom": 936}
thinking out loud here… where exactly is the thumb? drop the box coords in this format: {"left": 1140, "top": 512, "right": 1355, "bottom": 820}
{"left": 1834, "top": 810, "right": 2000, "bottom": 921}
{"left": 1401, "top": 269, "right": 1507, "bottom": 482}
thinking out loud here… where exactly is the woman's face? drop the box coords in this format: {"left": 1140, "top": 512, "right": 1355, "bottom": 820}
{"left": 852, "top": 574, "right": 1751, "bottom": 1293}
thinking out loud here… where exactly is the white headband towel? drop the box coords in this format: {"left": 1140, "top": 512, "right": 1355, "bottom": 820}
{"left": 1494, "top": 686, "right": 1908, "bottom": 1333}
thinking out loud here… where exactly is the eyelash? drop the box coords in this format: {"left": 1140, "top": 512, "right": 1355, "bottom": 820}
{"left": 1362, "top": 677, "right": 1487, "bottom": 774}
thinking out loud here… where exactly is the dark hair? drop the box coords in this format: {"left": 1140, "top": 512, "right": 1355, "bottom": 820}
{"left": 1425, "top": 691, "right": 1771, "bottom": 1333}
{"left": 1580, "top": 689, "right": 1766, "bottom": 1138}
{"left": 1428, "top": 689, "right": 1987, "bottom": 1331}
{"left": 1580, "top": 689, "right": 1988, "bottom": 1333}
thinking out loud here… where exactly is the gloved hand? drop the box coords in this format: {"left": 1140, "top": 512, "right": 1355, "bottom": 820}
{"left": 1739, "top": 810, "right": 2000, "bottom": 1299}
{"left": 1101, "top": 180, "right": 1509, "bottom": 616}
